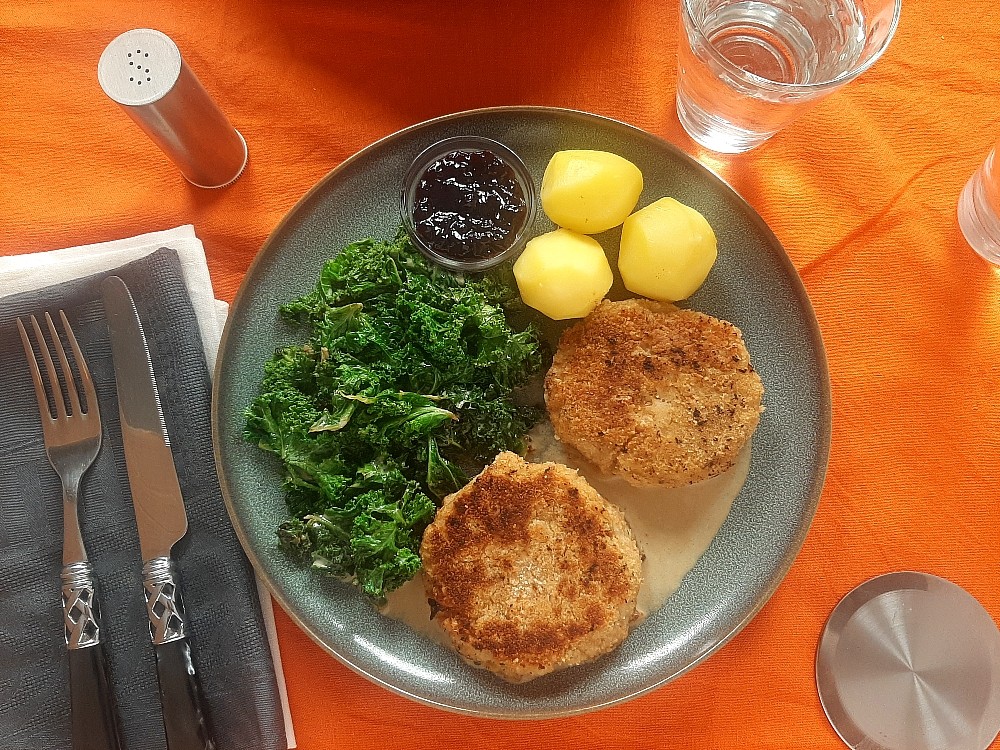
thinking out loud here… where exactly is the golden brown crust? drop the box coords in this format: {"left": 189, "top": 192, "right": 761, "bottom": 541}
{"left": 544, "top": 298, "right": 764, "bottom": 488}
{"left": 420, "top": 452, "right": 642, "bottom": 683}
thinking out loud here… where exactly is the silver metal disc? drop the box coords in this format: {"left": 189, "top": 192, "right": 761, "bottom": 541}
{"left": 817, "top": 571, "right": 1000, "bottom": 750}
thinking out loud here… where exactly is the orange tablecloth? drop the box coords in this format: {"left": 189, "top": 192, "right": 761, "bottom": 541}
{"left": 3, "top": 2, "right": 999, "bottom": 748}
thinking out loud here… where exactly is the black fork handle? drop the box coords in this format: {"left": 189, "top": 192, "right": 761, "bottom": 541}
{"left": 62, "top": 561, "right": 124, "bottom": 750}
{"left": 68, "top": 643, "right": 124, "bottom": 750}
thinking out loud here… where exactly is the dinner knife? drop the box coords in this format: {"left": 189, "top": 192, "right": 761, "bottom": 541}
{"left": 100, "top": 275, "right": 216, "bottom": 750}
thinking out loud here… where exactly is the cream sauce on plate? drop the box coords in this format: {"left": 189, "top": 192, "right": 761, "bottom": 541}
{"left": 382, "top": 420, "right": 750, "bottom": 636}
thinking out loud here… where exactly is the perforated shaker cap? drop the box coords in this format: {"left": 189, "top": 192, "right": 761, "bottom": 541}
{"left": 98, "top": 29, "right": 248, "bottom": 188}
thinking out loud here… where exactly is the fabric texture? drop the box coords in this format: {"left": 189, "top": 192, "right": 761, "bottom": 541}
{"left": 2, "top": 2, "right": 999, "bottom": 749}
{"left": 0, "top": 226, "right": 223, "bottom": 369}
{"left": 0, "top": 248, "right": 286, "bottom": 750}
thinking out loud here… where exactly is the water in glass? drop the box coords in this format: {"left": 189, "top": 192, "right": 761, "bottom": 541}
{"left": 958, "top": 146, "right": 1000, "bottom": 265}
{"left": 677, "top": 0, "right": 869, "bottom": 152}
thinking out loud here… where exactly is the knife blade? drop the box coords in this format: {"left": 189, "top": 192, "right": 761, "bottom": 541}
{"left": 101, "top": 275, "right": 216, "bottom": 750}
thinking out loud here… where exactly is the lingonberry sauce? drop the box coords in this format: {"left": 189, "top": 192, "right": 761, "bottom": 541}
{"left": 411, "top": 149, "right": 528, "bottom": 262}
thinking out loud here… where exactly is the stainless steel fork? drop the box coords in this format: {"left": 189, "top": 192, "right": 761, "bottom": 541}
{"left": 18, "top": 310, "right": 124, "bottom": 750}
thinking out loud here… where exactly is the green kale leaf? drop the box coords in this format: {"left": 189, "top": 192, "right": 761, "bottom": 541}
{"left": 246, "top": 229, "right": 543, "bottom": 602}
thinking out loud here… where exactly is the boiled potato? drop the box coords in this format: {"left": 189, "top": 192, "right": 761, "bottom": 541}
{"left": 541, "top": 150, "right": 643, "bottom": 234}
{"left": 513, "top": 229, "right": 613, "bottom": 320}
{"left": 618, "top": 198, "right": 717, "bottom": 302}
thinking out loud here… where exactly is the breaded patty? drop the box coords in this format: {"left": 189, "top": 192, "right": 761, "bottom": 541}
{"left": 420, "top": 451, "right": 642, "bottom": 683}
{"left": 545, "top": 298, "right": 763, "bottom": 488}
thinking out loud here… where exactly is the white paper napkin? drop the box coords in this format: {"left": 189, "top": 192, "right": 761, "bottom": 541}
{"left": 0, "top": 225, "right": 227, "bottom": 374}
{"left": 0, "top": 225, "right": 297, "bottom": 749}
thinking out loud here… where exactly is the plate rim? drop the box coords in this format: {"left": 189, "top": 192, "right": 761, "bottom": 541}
{"left": 212, "top": 105, "right": 833, "bottom": 718}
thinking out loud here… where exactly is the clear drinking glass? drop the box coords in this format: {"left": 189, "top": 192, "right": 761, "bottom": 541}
{"left": 958, "top": 143, "right": 1000, "bottom": 265}
{"left": 676, "top": 0, "right": 901, "bottom": 153}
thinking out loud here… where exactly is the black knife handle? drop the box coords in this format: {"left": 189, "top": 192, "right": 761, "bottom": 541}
{"left": 68, "top": 643, "right": 124, "bottom": 750}
{"left": 143, "top": 556, "right": 215, "bottom": 750}
{"left": 62, "top": 561, "right": 124, "bottom": 750}
{"left": 153, "top": 637, "right": 216, "bottom": 750}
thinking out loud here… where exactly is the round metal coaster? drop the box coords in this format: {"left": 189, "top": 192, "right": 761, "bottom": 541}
{"left": 817, "top": 572, "right": 1000, "bottom": 750}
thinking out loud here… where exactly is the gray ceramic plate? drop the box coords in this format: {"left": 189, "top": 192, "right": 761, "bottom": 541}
{"left": 213, "top": 106, "right": 831, "bottom": 718}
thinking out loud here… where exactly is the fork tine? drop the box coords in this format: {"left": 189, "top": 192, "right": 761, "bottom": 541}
{"left": 59, "top": 310, "right": 98, "bottom": 418}
{"left": 29, "top": 314, "right": 67, "bottom": 420}
{"left": 45, "top": 311, "right": 82, "bottom": 417}
{"left": 16, "top": 317, "right": 53, "bottom": 422}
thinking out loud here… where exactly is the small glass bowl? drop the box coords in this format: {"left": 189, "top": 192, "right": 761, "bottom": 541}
{"left": 400, "top": 136, "right": 537, "bottom": 273}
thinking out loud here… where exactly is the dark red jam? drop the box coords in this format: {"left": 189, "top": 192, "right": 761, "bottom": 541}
{"left": 411, "top": 149, "right": 528, "bottom": 262}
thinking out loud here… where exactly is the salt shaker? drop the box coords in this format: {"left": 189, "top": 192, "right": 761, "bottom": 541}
{"left": 97, "top": 29, "right": 247, "bottom": 189}
{"left": 958, "top": 141, "right": 1000, "bottom": 264}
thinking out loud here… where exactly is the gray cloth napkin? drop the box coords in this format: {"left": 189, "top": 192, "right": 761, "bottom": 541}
{"left": 0, "top": 247, "right": 287, "bottom": 750}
